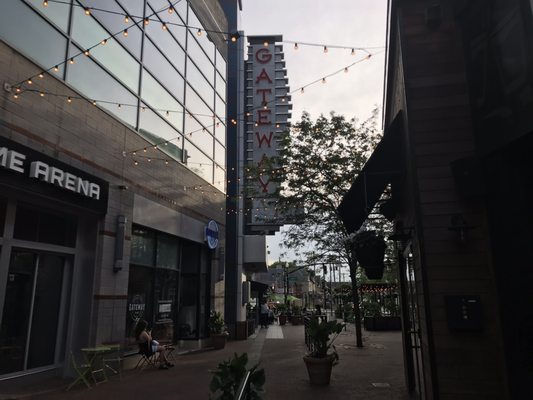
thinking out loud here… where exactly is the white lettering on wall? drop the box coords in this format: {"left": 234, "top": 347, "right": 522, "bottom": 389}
{"left": 1, "top": 146, "right": 102, "bottom": 201}
{"left": 0, "top": 147, "right": 26, "bottom": 174}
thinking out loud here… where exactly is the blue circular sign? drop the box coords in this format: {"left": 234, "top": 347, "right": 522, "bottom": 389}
{"left": 205, "top": 220, "right": 219, "bottom": 249}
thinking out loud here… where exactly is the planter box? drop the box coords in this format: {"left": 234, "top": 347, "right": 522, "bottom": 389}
{"left": 364, "top": 316, "right": 401, "bottom": 331}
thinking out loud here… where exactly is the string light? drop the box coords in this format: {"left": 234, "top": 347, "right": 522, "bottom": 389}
{"left": 294, "top": 43, "right": 298, "bottom": 50}
{"left": 67, "top": 96, "right": 72, "bottom": 103}
{"left": 144, "top": 17, "right": 149, "bottom": 26}
{"left": 27, "top": 79, "right": 33, "bottom": 85}
{"left": 168, "top": 6, "right": 174, "bottom": 14}
{"left": 162, "top": 23, "right": 168, "bottom": 30}
{"left": 344, "top": 67, "right": 349, "bottom": 73}
{"left": 38, "top": 73, "right": 44, "bottom": 79}
{"left": 101, "top": 39, "right": 108, "bottom": 45}
{"left": 69, "top": 58, "right": 75, "bottom": 64}
{"left": 124, "top": 15, "right": 129, "bottom": 23}
{"left": 351, "top": 48, "right": 356, "bottom": 56}
{"left": 322, "top": 77, "right": 326, "bottom": 84}
{"left": 84, "top": 7, "right": 91, "bottom": 15}
{"left": 42, "top": 0, "right": 48, "bottom": 6}
{"left": 39, "top": 92, "right": 45, "bottom": 97}
{"left": 13, "top": 94, "right": 19, "bottom": 99}
{"left": 197, "top": 29, "right": 202, "bottom": 36}
{"left": 263, "top": 41, "right": 269, "bottom": 47}
{"left": 84, "top": 50, "right": 90, "bottom": 56}
{"left": 123, "top": 29, "right": 128, "bottom": 37}
{"left": 323, "top": 46, "right": 328, "bottom": 53}
{"left": 300, "top": 87, "right": 305, "bottom": 94}
{"left": 53, "top": 65, "right": 59, "bottom": 72}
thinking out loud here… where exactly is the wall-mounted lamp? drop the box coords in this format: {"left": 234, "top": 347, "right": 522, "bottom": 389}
{"left": 114, "top": 215, "right": 127, "bottom": 272}
{"left": 448, "top": 214, "right": 475, "bottom": 244}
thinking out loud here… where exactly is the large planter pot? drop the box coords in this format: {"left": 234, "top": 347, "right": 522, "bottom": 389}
{"left": 210, "top": 333, "right": 228, "bottom": 349}
{"left": 278, "top": 315, "right": 287, "bottom": 326}
{"left": 303, "top": 354, "right": 335, "bottom": 385}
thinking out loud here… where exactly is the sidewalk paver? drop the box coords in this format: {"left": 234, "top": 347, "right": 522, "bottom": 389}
{"left": 0, "top": 321, "right": 408, "bottom": 400}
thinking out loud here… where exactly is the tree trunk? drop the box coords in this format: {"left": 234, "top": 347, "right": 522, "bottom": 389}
{"left": 349, "top": 261, "right": 363, "bottom": 348}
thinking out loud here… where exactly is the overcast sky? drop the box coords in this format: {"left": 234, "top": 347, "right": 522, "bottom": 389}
{"left": 240, "top": 1, "right": 389, "bottom": 266}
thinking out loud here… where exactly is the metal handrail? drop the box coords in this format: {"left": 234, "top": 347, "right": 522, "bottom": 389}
{"left": 234, "top": 370, "right": 251, "bottom": 400}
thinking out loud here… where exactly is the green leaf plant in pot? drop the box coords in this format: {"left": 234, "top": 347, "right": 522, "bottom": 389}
{"left": 303, "top": 318, "right": 345, "bottom": 385}
{"left": 209, "top": 352, "right": 265, "bottom": 400}
{"left": 209, "top": 310, "right": 229, "bottom": 349}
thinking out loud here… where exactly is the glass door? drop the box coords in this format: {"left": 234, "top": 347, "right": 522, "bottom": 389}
{"left": 0, "top": 251, "right": 65, "bottom": 374}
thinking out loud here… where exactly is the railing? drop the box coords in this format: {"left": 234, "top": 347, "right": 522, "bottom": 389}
{"left": 303, "top": 314, "right": 327, "bottom": 353}
{"left": 234, "top": 370, "right": 251, "bottom": 400}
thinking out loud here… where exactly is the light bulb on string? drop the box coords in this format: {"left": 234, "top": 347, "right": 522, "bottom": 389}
{"left": 367, "top": 53, "right": 372, "bottom": 59}
{"left": 162, "top": 23, "right": 167, "bottom": 30}
{"left": 323, "top": 46, "right": 328, "bottom": 54}
{"left": 101, "top": 39, "right": 108, "bottom": 45}
{"left": 84, "top": 50, "right": 90, "bottom": 56}
{"left": 13, "top": 94, "right": 19, "bottom": 99}
{"left": 263, "top": 41, "right": 268, "bottom": 47}
{"left": 144, "top": 18, "right": 149, "bottom": 26}
{"left": 134, "top": 160, "right": 138, "bottom": 166}
{"left": 300, "top": 87, "right": 305, "bottom": 94}
{"left": 39, "top": 92, "right": 45, "bottom": 97}
{"left": 197, "top": 29, "right": 202, "bottom": 36}
{"left": 27, "top": 78, "right": 33, "bottom": 85}
{"left": 38, "top": 73, "right": 44, "bottom": 79}
{"left": 42, "top": 0, "right": 48, "bottom": 6}
{"left": 69, "top": 58, "right": 75, "bottom": 64}
{"left": 294, "top": 43, "right": 298, "bottom": 50}
{"left": 344, "top": 67, "right": 349, "bottom": 73}
{"left": 322, "top": 77, "right": 326, "bottom": 84}
{"left": 123, "top": 29, "right": 128, "bottom": 36}
{"left": 67, "top": 96, "right": 72, "bottom": 103}
{"left": 84, "top": 7, "right": 91, "bottom": 15}
{"left": 53, "top": 65, "right": 59, "bottom": 72}
{"left": 168, "top": 6, "right": 174, "bottom": 14}
{"left": 124, "top": 15, "right": 129, "bottom": 23}
{"left": 351, "top": 48, "right": 356, "bottom": 56}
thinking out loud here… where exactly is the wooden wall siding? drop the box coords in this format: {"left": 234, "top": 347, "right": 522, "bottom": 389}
{"left": 397, "top": 0, "right": 508, "bottom": 398}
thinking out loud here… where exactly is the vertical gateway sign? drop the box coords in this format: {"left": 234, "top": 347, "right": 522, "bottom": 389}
{"left": 245, "top": 35, "right": 291, "bottom": 234}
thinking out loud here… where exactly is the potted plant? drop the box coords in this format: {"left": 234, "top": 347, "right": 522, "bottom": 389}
{"left": 353, "top": 230, "right": 386, "bottom": 279}
{"left": 303, "top": 317, "right": 345, "bottom": 385}
{"left": 209, "top": 311, "right": 229, "bottom": 349}
{"left": 209, "top": 352, "right": 265, "bottom": 399}
{"left": 291, "top": 305, "right": 303, "bottom": 325}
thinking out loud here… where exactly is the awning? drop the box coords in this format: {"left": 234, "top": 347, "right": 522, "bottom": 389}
{"left": 250, "top": 280, "right": 269, "bottom": 293}
{"left": 338, "top": 113, "right": 404, "bottom": 233}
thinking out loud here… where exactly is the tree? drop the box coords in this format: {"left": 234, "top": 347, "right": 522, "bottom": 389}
{"left": 269, "top": 109, "right": 384, "bottom": 347}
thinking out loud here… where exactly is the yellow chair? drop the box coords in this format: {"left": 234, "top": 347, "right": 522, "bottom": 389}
{"left": 102, "top": 343, "right": 123, "bottom": 379}
{"left": 66, "top": 352, "right": 92, "bottom": 391}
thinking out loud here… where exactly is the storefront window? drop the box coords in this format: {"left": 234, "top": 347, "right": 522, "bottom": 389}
{"left": 130, "top": 227, "right": 156, "bottom": 266}
{"left": 0, "top": 198, "right": 6, "bottom": 237}
{"left": 13, "top": 204, "right": 77, "bottom": 247}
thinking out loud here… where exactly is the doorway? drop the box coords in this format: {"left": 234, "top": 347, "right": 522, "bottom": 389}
{"left": 0, "top": 251, "right": 69, "bottom": 374}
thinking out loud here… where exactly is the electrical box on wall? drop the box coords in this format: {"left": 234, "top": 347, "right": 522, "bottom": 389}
{"left": 445, "top": 295, "right": 483, "bottom": 332}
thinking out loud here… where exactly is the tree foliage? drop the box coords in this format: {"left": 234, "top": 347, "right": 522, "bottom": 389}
{"left": 273, "top": 109, "right": 383, "bottom": 265}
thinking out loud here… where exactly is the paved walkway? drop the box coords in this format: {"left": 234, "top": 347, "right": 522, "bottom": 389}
{"left": 0, "top": 322, "right": 408, "bottom": 399}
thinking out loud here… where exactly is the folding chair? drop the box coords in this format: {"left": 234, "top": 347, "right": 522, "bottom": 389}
{"left": 135, "top": 341, "right": 158, "bottom": 370}
{"left": 102, "top": 343, "right": 123, "bottom": 379}
{"left": 66, "top": 352, "right": 92, "bottom": 391}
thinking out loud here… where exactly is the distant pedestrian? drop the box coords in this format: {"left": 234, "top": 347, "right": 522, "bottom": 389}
{"left": 260, "top": 300, "right": 269, "bottom": 328}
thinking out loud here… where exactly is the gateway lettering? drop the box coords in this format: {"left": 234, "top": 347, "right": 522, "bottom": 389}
{"left": 0, "top": 146, "right": 100, "bottom": 200}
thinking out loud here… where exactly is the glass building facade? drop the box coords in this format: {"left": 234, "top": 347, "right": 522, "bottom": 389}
{"left": 0, "top": 0, "right": 227, "bottom": 191}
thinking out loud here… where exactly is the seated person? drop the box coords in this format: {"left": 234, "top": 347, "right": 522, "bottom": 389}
{"left": 134, "top": 319, "right": 174, "bottom": 369}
